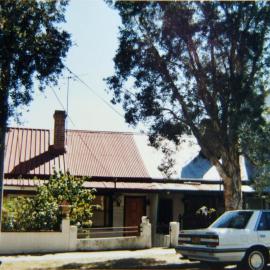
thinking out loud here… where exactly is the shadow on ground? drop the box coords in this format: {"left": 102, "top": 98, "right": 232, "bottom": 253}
{"left": 31, "top": 260, "right": 270, "bottom": 270}
{"left": 33, "top": 258, "right": 204, "bottom": 270}
{"left": 34, "top": 259, "right": 270, "bottom": 270}
{"left": 4, "top": 255, "right": 270, "bottom": 270}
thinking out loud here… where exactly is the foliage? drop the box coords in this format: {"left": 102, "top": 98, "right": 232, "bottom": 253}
{"left": 196, "top": 206, "right": 216, "bottom": 217}
{"left": 0, "top": 0, "right": 71, "bottom": 119}
{"left": 2, "top": 171, "right": 96, "bottom": 231}
{"left": 106, "top": 1, "right": 270, "bottom": 210}
{"left": 241, "top": 122, "right": 270, "bottom": 200}
{"left": 0, "top": 0, "right": 71, "bottom": 224}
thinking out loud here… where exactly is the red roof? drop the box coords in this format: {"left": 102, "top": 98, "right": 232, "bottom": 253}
{"left": 4, "top": 128, "right": 150, "bottom": 179}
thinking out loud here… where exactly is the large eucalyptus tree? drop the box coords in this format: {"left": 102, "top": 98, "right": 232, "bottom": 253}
{"left": 106, "top": 1, "right": 270, "bottom": 210}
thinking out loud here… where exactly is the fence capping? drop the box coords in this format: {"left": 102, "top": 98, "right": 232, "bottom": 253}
{"left": 141, "top": 216, "right": 150, "bottom": 224}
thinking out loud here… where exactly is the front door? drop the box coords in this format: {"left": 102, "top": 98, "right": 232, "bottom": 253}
{"left": 124, "top": 196, "right": 146, "bottom": 235}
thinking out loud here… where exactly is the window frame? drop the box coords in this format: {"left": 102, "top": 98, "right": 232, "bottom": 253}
{"left": 210, "top": 210, "right": 254, "bottom": 229}
{"left": 256, "top": 211, "right": 270, "bottom": 231}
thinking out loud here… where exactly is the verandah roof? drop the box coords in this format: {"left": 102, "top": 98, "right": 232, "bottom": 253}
{"left": 4, "top": 178, "right": 254, "bottom": 193}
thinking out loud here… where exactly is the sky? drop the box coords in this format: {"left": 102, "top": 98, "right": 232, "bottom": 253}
{"left": 9, "top": 0, "right": 135, "bottom": 132}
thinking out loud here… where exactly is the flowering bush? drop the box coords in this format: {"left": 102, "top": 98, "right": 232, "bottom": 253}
{"left": 2, "top": 171, "right": 96, "bottom": 231}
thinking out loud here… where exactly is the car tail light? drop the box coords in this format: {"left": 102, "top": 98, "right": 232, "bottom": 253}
{"left": 207, "top": 241, "right": 219, "bottom": 247}
{"left": 178, "top": 235, "right": 191, "bottom": 245}
{"left": 205, "top": 237, "right": 219, "bottom": 247}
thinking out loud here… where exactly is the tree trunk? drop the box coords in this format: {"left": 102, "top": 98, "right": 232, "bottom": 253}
{"left": 0, "top": 123, "right": 6, "bottom": 229}
{"left": 0, "top": 93, "right": 8, "bottom": 231}
{"left": 199, "top": 138, "right": 243, "bottom": 211}
{"left": 0, "top": 65, "right": 10, "bottom": 229}
{"left": 217, "top": 152, "right": 243, "bottom": 210}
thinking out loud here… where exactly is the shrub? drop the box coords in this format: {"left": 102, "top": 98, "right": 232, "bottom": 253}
{"left": 2, "top": 171, "right": 96, "bottom": 231}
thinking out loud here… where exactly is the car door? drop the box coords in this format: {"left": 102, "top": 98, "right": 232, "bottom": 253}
{"left": 256, "top": 211, "right": 270, "bottom": 246}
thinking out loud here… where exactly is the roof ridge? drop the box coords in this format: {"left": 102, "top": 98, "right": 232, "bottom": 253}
{"left": 67, "top": 129, "right": 145, "bottom": 135}
{"left": 7, "top": 126, "right": 145, "bottom": 135}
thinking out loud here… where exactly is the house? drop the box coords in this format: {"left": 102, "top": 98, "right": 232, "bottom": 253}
{"left": 3, "top": 110, "right": 257, "bottom": 246}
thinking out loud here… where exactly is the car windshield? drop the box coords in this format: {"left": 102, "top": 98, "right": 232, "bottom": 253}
{"left": 211, "top": 211, "right": 253, "bottom": 229}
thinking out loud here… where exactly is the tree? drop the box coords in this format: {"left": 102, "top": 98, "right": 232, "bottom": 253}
{"left": 0, "top": 0, "right": 71, "bottom": 226}
{"left": 106, "top": 1, "right": 270, "bottom": 210}
{"left": 241, "top": 121, "right": 270, "bottom": 203}
{"left": 2, "top": 171, "right": 96, "bottom": 231}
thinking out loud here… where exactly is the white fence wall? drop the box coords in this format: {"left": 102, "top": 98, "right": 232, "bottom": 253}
{"left": 0, "top": 217, "right": 152, "bottom": 254}
{"left": 155, "top": 222, "right": 180, "bottom": 248}
{"left": 77, "top": 216, "right": 152, "bottom": 251}
{"left": 0, "top": 219, "right": 77, "bottom": 254}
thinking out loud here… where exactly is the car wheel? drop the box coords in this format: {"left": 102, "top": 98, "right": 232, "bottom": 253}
{"left": 243, "top": 249, "right": 267, "bottom": 270}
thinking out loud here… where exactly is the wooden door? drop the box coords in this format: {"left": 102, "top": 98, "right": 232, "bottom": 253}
{"left": 124, "top": 196, "right": 146, "bottom": 235}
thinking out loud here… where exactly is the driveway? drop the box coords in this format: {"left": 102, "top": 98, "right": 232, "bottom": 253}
{"left": 0, "top": 248, "right": 245, "bottom": 270}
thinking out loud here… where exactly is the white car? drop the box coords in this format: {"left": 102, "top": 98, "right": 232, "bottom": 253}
{"left": 176, "top": 210, "right": 270, "bottom": 270}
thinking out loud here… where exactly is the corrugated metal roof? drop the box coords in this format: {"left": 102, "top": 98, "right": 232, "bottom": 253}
{"left": 4, "top": 178, "right": 254, "bottom": 193}
{"left": 4, "top": 127, "right": 255, "bottom": 195}
{"left": 134, "top": 135, "right": 253, "bottom": 181}
{"left": 4, "top": 128, "right": 150, "bottom": 178}
{"left": 4, "top": 178, "right": 45, "bottom": 187}
{"left": 65, "top": 131, "right": 149, "bottom": 178}
{"left": 5, "top": 128, "right": 62, "bottom": 176}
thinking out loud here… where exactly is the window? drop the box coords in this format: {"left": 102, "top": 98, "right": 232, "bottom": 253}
{"left": 257, "top": 212, "right": 270, "bottom": 231}
{"left": 92, "top": 196, "right": 112, "bottom": 227}
{"left": 211, "top": 211, "right": 253, "bottom": 229}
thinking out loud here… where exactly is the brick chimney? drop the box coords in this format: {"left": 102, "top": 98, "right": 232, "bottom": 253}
{"left": 53, "top": 110, "right": 66, "bottom": 152}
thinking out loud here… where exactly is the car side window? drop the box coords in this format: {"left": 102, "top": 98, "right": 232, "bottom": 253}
{"left": 257, "top": 212, "right": 270, "bottom": 231}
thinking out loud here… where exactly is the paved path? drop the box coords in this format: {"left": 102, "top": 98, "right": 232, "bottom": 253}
{"left": 0, "top": 248, "right": 238, "bottom": 270}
